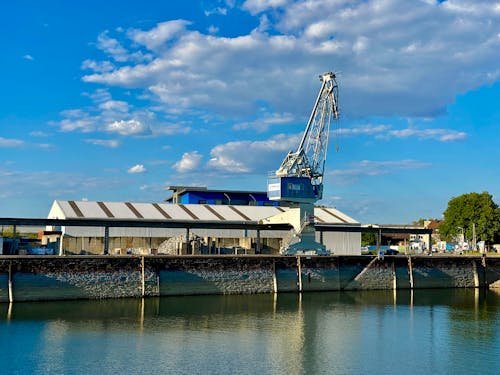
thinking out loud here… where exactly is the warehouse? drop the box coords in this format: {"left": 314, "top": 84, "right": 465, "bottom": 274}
{"left": 45, "top": 197, "right": 360, "bottom": 256}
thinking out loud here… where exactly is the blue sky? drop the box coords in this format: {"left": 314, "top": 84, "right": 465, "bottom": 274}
{"left": 1, "top": 0, "right": 499, "bottom": 223}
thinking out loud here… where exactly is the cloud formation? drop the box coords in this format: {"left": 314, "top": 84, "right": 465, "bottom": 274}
{"left": 128, "top": 164, "right": 147, "bottom": 173}
{"left": 330, "top": 159, "right": 430, "bottom": 185}
{"left": 173, "top": 151, "right": 203, "bottom": 172}
{"left": 339, "top": 124, "right": 468, "bottom": 142}
{"left": 207, "top": 133, "right": 299, "bottom": 173}
{"left": 80, "top": 0, "right": 500, "bottom": 119}
{"left": 0, "top": 137, "right": 25, "bottom": 148}
{"left": 85, "top": 139, "right": 120, "bottom": 148}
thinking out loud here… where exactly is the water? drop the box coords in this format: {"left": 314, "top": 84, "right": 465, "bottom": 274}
{"left": 1, "top": 289, "right": 499, "bottom": 375}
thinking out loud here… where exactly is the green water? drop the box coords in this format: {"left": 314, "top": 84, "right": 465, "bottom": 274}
{"left": 1, "top": 289, "right": 499, "bottom": 374}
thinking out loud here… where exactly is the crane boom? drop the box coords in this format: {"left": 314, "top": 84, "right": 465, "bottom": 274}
{"left": 269, "top": 72, "right": 339, "bottom": 203}
{"left": 264, "top": 71, "right": 339, "bottom": 255}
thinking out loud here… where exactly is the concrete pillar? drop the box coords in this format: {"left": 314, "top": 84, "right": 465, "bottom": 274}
{"left": 141, "top": 256, "right": 146, "bottom": 297}
{"left": 185, "top": 228, "right": 190, "bottom": 255}
{"left": 297, "top": 256, "right": 303, "bottom": 292}
{"left": 272, "top": 261, "right": 278, "bottom": 293}
{"left": 427, "top": 233, "right": 432, "bottom": 254}
{"left": 8, "top": 261, "right": 13, "bottom": 303}
{"left": 408, "top": 255, "right": 414, "bottom": 289}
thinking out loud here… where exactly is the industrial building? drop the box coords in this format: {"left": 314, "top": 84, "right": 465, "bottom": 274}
{"left": 44, "top": 188, "right": 361, "bottom": 256}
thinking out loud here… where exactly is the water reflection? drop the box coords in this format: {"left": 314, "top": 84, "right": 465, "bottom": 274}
{"left": 0, "top": 290, "right": 499, "bottom": 374}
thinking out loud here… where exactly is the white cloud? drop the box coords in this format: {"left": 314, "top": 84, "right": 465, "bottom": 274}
{"left": 330, "top": 159, "right": 430, "bottom": 185}
{"left": 128, "top": 20, "right": 191, "bottom": 51}
{"left": 56, "top": 109, "right": 97, "bottom": 132}
{"left": 152, "top": 124, "right": 191, "bottom": 136}
{"left": 207, "top": 133, "right": 299, "bottom": 173}
{"left": 243, "top": 0, "right": 290, "bottom": 15}
{"left": 233, "top": 112, "right": 295, "bottom": 132}
{"left": 128, "top": 164, "right": 147, "bottom": 174}
{"left": 208, "top": 25, "right": 219, "bottom": 34}
{"left": 105, "top": 119, "right": 151, "bottom": 136}
{"left": 96, "top": 30, "right": 151, "bottom": 63}
{"left": 339, "top": 124, "right": 467, "bottom": 142}
{"left": 99, "top": 100, "right": 130, "bottom": 112}
{"left": 30, "top": 131, "right": 50, "bottom": 137}
{"left": 0, "top": 137, "right": 24, "bottom": 148}
{"left": 85, "top": 139, "right": 120, "bottom": 148}
{"left": 80, "top": 0, "right": 500, "bottom": 119}
{"left": 173, "top": 151, "right": 203, "bottom": 172}
{"left": 23, "top": 54, "right": 34, "bottom": 61}
{"left": 81, "top": 59, "right": 115, "bottom": 73}
{"left": 384, "top": 128, "right": 467, "bottom": 142}
{"left": 338, "top": 124, "right": 392, "bottom": 136}
{"left": 96, "top": 31, "right": 130, "bottom": 62}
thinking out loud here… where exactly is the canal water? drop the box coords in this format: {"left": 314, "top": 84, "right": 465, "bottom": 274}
{"left": 1, "top": 289, "right": 499, "bottom": 374}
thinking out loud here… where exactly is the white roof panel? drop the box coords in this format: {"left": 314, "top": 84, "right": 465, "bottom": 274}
{"left": 75, "top": 201, "right": 107, "bottom": 218}
{"left": 49, "top": 200, "right": 358, "bottom": 224}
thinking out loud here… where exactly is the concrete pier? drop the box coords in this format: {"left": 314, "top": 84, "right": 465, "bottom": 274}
{"left": 0, "top": 255, "right": 498, "bottom": 302}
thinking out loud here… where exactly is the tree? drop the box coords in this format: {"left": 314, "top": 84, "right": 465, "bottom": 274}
{"left": 439, "top": 192, "right": 500, "bottom": 244}
{"left": 361, "top": 232, "right": 377, "bottom": 246}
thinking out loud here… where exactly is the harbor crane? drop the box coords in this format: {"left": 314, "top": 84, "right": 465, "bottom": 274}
{"left": 263, "top": 72, "right": 339, "bottom": 255}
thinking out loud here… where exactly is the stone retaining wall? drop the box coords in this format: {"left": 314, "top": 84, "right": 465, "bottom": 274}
{"left": 0, "top": 255, "right": 498, "bottom": 302}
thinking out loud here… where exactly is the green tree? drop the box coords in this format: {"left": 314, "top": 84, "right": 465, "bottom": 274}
{"left": 440, "top": 192, "right": 500, "bottom": 243}
{"left": 361, "top": 232, "right": 378, "bottom": 246}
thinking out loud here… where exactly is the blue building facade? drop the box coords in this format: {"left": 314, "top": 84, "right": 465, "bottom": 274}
{"left": 166, "top": 186, "right": 281, "bottom": 206}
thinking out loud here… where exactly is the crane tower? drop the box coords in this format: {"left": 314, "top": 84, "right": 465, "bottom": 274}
{"left": 264, "top": 72, "right": 339, "bottom": 255}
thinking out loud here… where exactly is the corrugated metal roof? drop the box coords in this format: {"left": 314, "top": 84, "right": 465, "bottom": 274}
{"left": 49, "top": 200, "right": 359, "bottom": 225}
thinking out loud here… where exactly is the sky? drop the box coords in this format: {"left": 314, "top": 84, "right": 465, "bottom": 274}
{"left": 0, "top": 0, "right": 499, "bottom": 224}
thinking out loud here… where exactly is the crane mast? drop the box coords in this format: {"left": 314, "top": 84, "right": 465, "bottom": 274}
{"left": 266, "top": 72, "right": 339, "bottom": 255}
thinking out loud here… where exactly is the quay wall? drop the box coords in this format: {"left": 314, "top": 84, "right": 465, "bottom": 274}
{"left": 0, "top": 255, "right": 499, "bottom": 302}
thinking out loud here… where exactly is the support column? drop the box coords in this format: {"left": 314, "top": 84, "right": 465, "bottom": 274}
{"left": 272, "top": 260, "right": 278, "bottom": 293}
{"left": 185, "top": 228, "right": 190, "bottom": 255}
{"left": 377, "top": 229, "right": 383, "bottom": 259}
{"left": 8, "top": 261, "right": 13, "bottom": 303}
{"left": 427, "top": 233, "right": 432, "bottom": 254}
{"left": 472, "top": 259, "right": 481, "bottom": 288}
{"left": 12, "top": 225, "right": 17, "bottom": 254}
{"left": 141, "top": 256, "right": 146, "bottom": 297}
{"left": 297, "top": 256, "right": 303, "bottom": 292}
{"left": 392, "top": 259, "right": 397, "bottom": 290}
{"left": 408, "top": 255, "right": 414, "bottom": 289}
{"left": 103, "top": 226, "right": 109, "bottom": 255}
{"left": 256, "top": 229, "right": 261, "bottom": 254}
